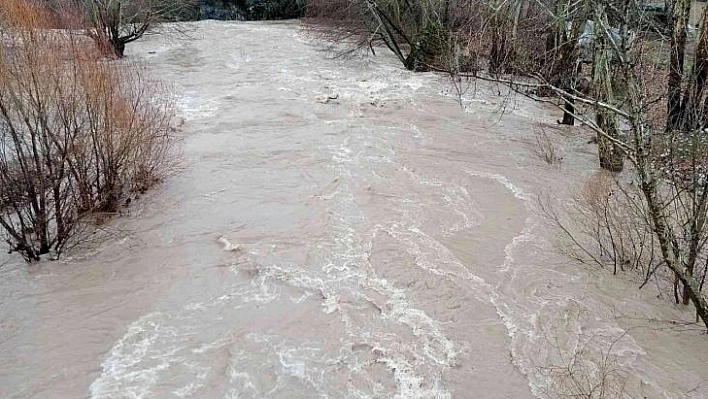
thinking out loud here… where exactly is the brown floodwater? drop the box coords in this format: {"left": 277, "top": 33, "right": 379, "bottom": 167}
{"left": 1, "top": 20, "right": 706, "bottom": 398}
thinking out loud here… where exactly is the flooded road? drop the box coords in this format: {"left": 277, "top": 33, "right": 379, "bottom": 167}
{"left": 1, "top": 21, "right": 707, "bottom": 398}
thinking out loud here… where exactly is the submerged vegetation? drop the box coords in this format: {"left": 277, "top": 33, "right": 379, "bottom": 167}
{"left": 0, "top": 0, "right": 175, "bottom": 261}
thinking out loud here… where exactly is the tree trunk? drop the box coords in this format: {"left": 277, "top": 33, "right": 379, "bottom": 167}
{"left": 638, "top": 166, "right": 708, "bottom": 331}
{"left": 489, "top": 1, "right": 512, "bottom": 75}
{"left": 591, "top": 6, "right": 624, "bottom": 172}
{"left": 489, "top": 22, "right": 508, "bottom": 74}
{"left": 559, "top": 61, "right": 583, "bottom": 125}
{"left": 560, "top": 99, "right": 576, "bottom": 125}
{"left": 666, "top": 0, "right": 691, "bottom": 131}
{"left": 111, "top": 39, "right": 125, "bottom": 58}
{"left": 680, "top": 3, "right": 708, "bottom": 131}
{"left": 549, "top": 3, "right": 584, "bottom": 124}
{"left": 442, "top": 0, "right": 450, "bottom": 27}
{"left": 596, "top": 113, "right": 624, "bottom": 172}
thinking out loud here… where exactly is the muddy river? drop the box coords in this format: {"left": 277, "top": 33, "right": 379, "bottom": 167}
{"left": 1, "top": 20, "right": 706, "bottom": 398}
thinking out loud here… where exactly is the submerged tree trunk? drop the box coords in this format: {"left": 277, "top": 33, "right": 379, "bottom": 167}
{"left": 560, "top": 99, "right": 576, "bottom": 125}
{"left": 114, "top": 39, "right": 125, "bottom": 58}
{"left": 558, "top": 61, "right": 584, "bottom": 125}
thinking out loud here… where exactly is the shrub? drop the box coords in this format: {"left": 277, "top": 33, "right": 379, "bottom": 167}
{"left": 0, "top": 0, "right": 175, "bottom": 261}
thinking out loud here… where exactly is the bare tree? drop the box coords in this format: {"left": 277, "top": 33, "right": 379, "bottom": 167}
{"left": 305, "top": 0, "right": 479, "bottom": 72}
{"left": 76, "top": 0, "right": 195, "bottom": 57}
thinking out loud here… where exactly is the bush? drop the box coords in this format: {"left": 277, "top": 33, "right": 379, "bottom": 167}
{"left": 0, "top": 0, "right": 175, "bottom": 261}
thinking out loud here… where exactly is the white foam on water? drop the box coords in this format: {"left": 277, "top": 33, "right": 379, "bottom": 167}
{"left": 172, "top": 362, "right": 209, "bottom": 398}
{"left": 175, "top": 92, "right": 219, "bottom": 120}
{"left": 229, "top": 133, "right": 467, "bottom": 397}
{"left": 463, "top": 170, "right": 533, "bottom": 201}
{"left": 89, "top": 313, "right": 171, "bottom": 398}
{"left": 358, "top": 80, "right": 389, "bottom": 94}
{"left": 456, "top": 169, "right": 564, "bottom": 396}
{"left": 90, "top": 289, "right": 259, "bottom": 398}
